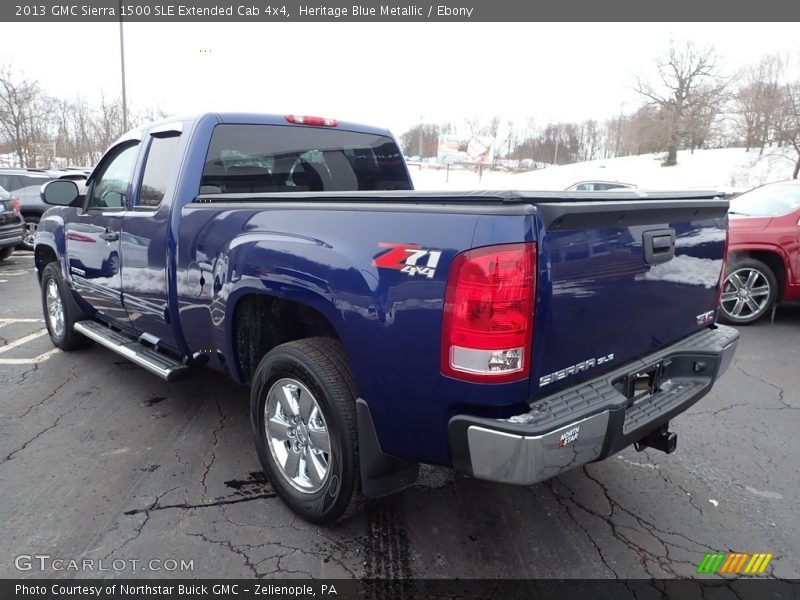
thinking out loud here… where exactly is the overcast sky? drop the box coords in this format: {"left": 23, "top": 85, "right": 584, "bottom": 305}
{"left": 1, "top": 22, "right": 798, "bottom": 137}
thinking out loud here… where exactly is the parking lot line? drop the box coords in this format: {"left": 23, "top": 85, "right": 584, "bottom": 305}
{"left": 0, "top": 319, "right": 45, "bottom": 327}
{"left": 0, "top": 329, "right": 47, "bottom": 354}
{"left": 0, "top": 348, "right": 60, "bottom": 365}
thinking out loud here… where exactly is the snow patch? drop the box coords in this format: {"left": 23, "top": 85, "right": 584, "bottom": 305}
{"left": 744, "top": 486, "right": 783, "bottom": 500}
{"left": 636, "top": 255, "right": 722, "bottom": 288}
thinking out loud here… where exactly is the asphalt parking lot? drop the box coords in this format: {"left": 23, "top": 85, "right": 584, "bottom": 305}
{"left": 1, "top": 249, "right": 798, "bottom": 580}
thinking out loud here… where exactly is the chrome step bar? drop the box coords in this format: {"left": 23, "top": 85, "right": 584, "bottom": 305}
{"left": 74, "top": 321, "right": 190, "bottom": 382}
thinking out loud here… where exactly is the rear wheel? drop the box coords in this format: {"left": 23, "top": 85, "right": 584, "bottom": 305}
{"left": 0, "top": 247, "right": 12, "bottom": 262}
{"left": 250, "top": 337, "right": 362, "bottom": 524}
{"left": 40, "top": 263, "right": 93, "bottom": 350}
{"left": 20, "top": 215, "right": 39, "bottom": 251}
{"left": 719, "top": 258, "right": 777, "bottom": 325}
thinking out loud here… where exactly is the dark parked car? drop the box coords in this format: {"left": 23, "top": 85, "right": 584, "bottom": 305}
{"left": 721, "top": 179, "right": 800, "bottom": 324}
{"left": 0, "top": 168, "right": 89, "bottom": 250}
{"left": 0, "top": 185, "right": 24, "bottom": 261}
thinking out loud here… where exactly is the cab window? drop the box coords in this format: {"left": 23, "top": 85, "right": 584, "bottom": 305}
{"left": 136, "top": 134, "right": 181, "bottom": 210}
{"left": 88, "top": 144, "right": 139, "bottom": 210}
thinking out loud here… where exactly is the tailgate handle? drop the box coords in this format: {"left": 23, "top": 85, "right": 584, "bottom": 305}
{"left": 642, "top": 229, "right": 676, "bottom": 265}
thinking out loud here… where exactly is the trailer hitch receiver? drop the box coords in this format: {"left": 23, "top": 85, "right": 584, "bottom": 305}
{"left": 634, "top": 424, "right": 677, "bottom": 454}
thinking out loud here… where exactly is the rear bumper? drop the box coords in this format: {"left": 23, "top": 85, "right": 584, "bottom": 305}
{"left": 0, "top": 222, "right": 24, "bottom": 248}
{"left": 448, "top": 324, "right": 739, "bottom": 485}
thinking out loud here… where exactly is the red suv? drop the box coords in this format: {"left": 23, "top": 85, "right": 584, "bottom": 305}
{"left": 721, "top": 180, "right": 800, "bottom": 324}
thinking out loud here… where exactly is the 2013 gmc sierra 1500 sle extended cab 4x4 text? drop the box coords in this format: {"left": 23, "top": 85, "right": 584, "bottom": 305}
{"left": 34, "top": 113, "right": 738, "bottom": 523}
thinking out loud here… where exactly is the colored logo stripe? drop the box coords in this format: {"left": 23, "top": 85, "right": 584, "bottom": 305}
{"left": 697, "top": 552, "right": 773, "bottom": 574}
{"left": 745, "top": 553, "right": 773, "bottom": 574}
{"left": 697, "top": 553, "right": 726, "bottom": 573}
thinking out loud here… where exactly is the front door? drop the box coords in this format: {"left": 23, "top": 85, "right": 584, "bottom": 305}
{"left": 66, "top": 142, "right": 140, "bottom": 325}
{"left": 121, "top": 129, "right": 183, "bottom": 349}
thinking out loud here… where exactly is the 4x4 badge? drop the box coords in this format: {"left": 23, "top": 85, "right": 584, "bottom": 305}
{"left": 373, "top": 243, "right": 442, "bottom": 279}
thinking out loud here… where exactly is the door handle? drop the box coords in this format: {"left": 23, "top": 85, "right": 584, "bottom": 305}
{"left": 642, "top": 229, "right": 676, "bottom": 265}
{"left": 99, "top": 230, "right": 119, "bottom": 242}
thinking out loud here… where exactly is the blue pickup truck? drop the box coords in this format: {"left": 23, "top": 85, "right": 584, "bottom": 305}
{"left": 34, "top": 113, "right": 739, "bottom": 523}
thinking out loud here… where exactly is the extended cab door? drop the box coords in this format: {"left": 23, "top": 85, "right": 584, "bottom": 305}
{"left": 120, "top": 126, "right": 183, "bottom": 350}
{"left": 66, "top": 141, "right": 140, "bottom": 325}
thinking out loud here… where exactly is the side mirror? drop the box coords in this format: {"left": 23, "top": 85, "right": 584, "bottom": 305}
{"left": 41, "top": 179, "right": 79, "bottom": 206}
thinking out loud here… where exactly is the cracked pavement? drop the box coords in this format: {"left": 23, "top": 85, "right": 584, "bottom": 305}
{"left": 1, "top": 250, "right": 798, "bottom": 579}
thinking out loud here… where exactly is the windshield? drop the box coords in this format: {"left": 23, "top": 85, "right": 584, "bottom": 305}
{"left": 729, "top": 183, "right": 800, "bottom": 217}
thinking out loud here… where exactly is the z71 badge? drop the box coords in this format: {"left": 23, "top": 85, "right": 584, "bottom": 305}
{"left": 373, "top": 243, "right": 442, "bottom": 279}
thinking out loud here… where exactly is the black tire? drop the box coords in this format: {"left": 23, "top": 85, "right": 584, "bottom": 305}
{"left": 40, "top": 262, "right": 93, "bottom": 350}
{"left": 250, "top": 337, "right": 362, "bottom": 524}
{"left": 0, "top": 247, "right": 12, "bottom": 262}
{"left": 101, "top": 251, "right": 120, "bottom": 276}
{"left": 718, "top": 258, "right": 777, "bottom": 325}
{"left": 19, "top": 215, "right": 39, "bottom": 251}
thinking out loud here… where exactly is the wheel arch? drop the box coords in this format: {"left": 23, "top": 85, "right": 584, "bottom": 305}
{"left": 229, "top": 290, "right": 344, "bottom": 385}
{"left": 34, "top": 243, "right": 59, "bottom": 282}
{"left": 728, "top": 248, "right": 787, "bottom": 301}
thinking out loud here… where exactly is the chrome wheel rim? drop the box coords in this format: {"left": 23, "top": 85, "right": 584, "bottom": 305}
{"left": 721, "top": 267, "right": 771, "bottom": 321}
{"left": 264, "top": 378, "right": 331, "bottom": 494}
{"left": 45, "top": 279, "right": 65, "bottom": 337}
{"left": 23, "top": 221, "right": 37, "bottom": 247}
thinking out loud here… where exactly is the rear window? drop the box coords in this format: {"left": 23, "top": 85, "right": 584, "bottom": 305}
{"left": 0, "top": 174, "right": 49, "bottom": 191}
{"left": 200, "top": 124, "right": 411, "bottom": 194}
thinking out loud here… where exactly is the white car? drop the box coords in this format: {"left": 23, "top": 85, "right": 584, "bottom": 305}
{"left": 567, "top": 180, "right": 637, "bottom": 191}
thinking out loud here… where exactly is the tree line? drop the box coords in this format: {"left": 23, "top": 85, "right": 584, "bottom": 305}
{"left": 399, "top": 41, "right": 800, "bottom": 179}
{"left": 2, "top": 41, "right": 799, "bottom": 178}
{"left": 0, "top": 66, "right": 166, "bottom": 169}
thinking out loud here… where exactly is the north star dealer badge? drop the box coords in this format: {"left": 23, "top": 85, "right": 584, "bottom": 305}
{"left": 373, "top": 243, "right": 442, "bottom": 279}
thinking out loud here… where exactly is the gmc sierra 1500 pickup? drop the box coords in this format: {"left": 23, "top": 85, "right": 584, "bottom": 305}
{"left": 34, "top": 113, "right": 738, "bottom": 523}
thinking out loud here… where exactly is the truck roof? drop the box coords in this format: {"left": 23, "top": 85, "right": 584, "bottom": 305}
{"left": 114, "top": 112, "right": 392, "bottom": 147}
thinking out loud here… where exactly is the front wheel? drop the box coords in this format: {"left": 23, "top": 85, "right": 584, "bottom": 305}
{"left": 250, "top": 337, "right": 362, "bottom": 524}
{"left": 0, "top": 247, "right": 12, "bottom": 262}
{"left": 40, "top": 263, "right": 93, "bottom": 350}
{"left": 718, "top": 259, "right": 777, "bottom": 325}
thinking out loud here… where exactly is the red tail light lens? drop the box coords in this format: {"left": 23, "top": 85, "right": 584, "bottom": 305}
{"left": 10, "top": 196, "right": 20, "bottom": 214}
{"left": 285, "top": 115, "right": 338, "bottom": 127}
{"left": 441, "top": 243, "right": 536, "bottom": 383}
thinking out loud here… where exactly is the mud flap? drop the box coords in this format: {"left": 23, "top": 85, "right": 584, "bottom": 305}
{"left": 356, "top": 399, "right": 419, "bottom": 499}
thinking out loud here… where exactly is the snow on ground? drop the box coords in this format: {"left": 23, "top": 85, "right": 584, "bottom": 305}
{"left": 410, "top": 147, "right": 798, "bottom": 192}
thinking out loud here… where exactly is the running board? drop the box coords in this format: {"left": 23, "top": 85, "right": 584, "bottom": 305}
{"left": 74, "top": 321, "right": 190, "bottom": 382}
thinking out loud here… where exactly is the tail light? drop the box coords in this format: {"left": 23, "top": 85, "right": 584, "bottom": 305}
{"left": 10, "top": 196, "right": 20, "bottom": 215}
{"left": 285, "top": 115, "right": 338, "bottom": 127}
{"left": 441, "top": 243, "right": 536, "bottom": 383}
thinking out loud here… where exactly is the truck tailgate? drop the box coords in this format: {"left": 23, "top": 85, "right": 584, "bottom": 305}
{"left": 529, "top": 196, "right": 729, "bottom": 397}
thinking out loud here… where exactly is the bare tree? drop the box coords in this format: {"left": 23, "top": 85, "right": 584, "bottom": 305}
{"left": 779, "top": 81, "right": 800, "bottom": 179}
{"left": 635, "top": 41, "right": 726, "bottom": 166}
{"left": 734, "top": 55, "right": 785, "bottom": 154}
{"left": 501, "top": 119, "right": 516, "bottom": 160}
{"left": 398, "top": 123, "right": 447, "bottom": 158}
{"left": 0, "top": 67, "right": 46, "bottom": 167}
{"left": 93, "top": 94, "right": 125, "bottom": 153}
